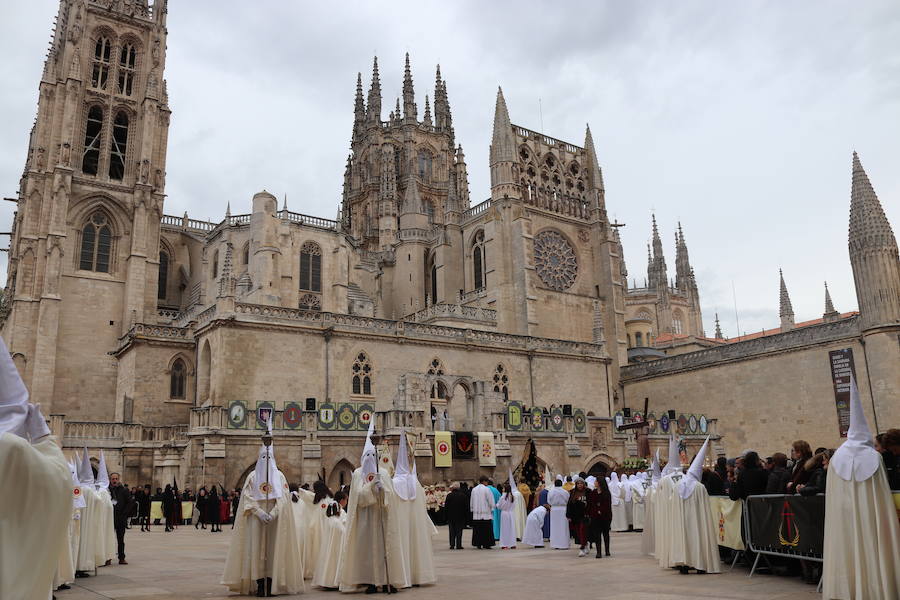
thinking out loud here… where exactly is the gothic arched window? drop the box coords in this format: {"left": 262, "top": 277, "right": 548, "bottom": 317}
{"left": 170, "top": 358, "right": 186, "bottom": 399}
{"left": 472, "top": 230, "right": 486, "bottom": 291}
{"left": 91, "top": 36, "right": 112, "bottom": 90}
{"left": 299, "top": 241, "right": 322, "bottom": 292}
{"left": 492, "top": 364, "right": 509, "bottom": 401}
{"left": 673, "top": 310, "right": 684, "bottom": 335}
{"left": 418, "top": 150, "right": 432, "bottom": 181}
{"left": 79, "top": 211, "right": 112, "bottom": 273}
{"left": 635, "top": 332, "right": 643, "bottom": 347}
{"left": 352, "top": 352, "right": 373, "bottom": 396}
{"left": 82, "top": 106, "right": 104, "bottom": 175}
{"left": 108, "top": 111, "right": 129, "bottom": 180}
{"left": 117, "top": 42, "right": 137, "bottom": 96}
{"left": 428, "top": 358, "right": 446, "bottom": 399}
{"left": 158, "top": 251, "right": 169, "bottom": 300}
{"left": 242, "top": 243, "right": 250, "bottom": 267}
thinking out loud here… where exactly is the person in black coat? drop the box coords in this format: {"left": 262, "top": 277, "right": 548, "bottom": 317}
{"left": 729, "top": 451, "right": 768, "bottom": 500}
{"left": 797, "top": 451, "right": 830, "bottom": 496}
{"left": 701, "top": 469, "right": 726, "bottom": 496}
{"left": 109, "top": 473, "right": 135, "bottom": 564}
{"left": 194, "top": 487, "right": 208, "bottom": 530}
{"left": 162, "top": 484, "right": 177, "bottom": 532}
{"left": 766, "top": 452, "right": 792, "bottom": 494}
{"left": 443, "top": 483, "right": 469, "bottom": 550}
{"left": 207, "top": 486, "right": 223, "bottom": 532}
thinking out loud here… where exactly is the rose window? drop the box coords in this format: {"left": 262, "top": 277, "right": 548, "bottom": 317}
{"left": 533, "top": 231, "right": 578, "bottom": 291}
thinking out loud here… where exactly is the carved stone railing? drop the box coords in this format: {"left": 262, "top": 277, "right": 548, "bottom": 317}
{"left": 459, "top": 287, "right": 486, "bottom": 304}
{"left": 191, "top": 406, "right": 227, "bottom": 430}
{"left": 407, "top": 302, "right": 497, "bottom": 325}
{"left": 513, "top": 125, "right": 581, "bottom": 154}
{"left": 63, "top": 421, "right": 188, "bottom": 444}
{"left": 161, "top": 214, "right": 217, "bottom": 233}
{"left": 195, "top": 304, "right": 217, "bottom": 327}
{"left": 397, "top": 228, "right": 431, "bottom": 242}
{"left": 157, "top": 307, "right": 180, "bottom": 322}
{"left": 462, "top": 198, "right": 491, "bottom": 221}
{"left": 277, "top": 210, "right": 338, "bottom": 231}
{"left": 622, "top": 316, "right": 860, "bottom": 380}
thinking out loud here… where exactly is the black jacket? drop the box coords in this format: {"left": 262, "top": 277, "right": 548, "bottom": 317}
{"left": 799, "top": 467, "right": 827, "bottom": 496}
{"left": 766, "top": 467, "right": 792, "bottom": 494}
{"left": 729, "top": 467, "right": 768, "bottom": 500}
{"left": 443, "top": 489, "right": 468, "bottom": 524}
{"left": 110, "top": 483, "right": 135, "bottom": 527}
{"left": 702, "top": 471, "right": 725, "bottom": 496}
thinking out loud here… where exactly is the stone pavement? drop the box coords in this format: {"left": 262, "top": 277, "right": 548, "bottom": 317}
{"left": 57, "top": 525, "right": 818, "bottom": 600}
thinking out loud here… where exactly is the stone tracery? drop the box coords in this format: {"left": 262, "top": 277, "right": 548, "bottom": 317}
{"left": 533, "top": 230, "right": 578, "bottom": 291}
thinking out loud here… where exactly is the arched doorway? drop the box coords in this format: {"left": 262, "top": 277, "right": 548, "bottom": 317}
{"left": 587, "top": 460, "right": 610, "bottom": 477}
{"left": 328, "top": 459, "right": 355, "bottom": 490}
{"left": 447, "top": 380, "right": 471, "bottom": 430}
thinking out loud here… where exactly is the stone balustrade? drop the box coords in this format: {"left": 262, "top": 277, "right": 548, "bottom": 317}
{"left": 406, "top": 302, "right": 497, "bottom": 325}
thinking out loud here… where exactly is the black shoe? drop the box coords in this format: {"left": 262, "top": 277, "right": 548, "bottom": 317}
{"left": 75, "top": 571, "right": 89, "bottom": 578}
{"left": 256, "top": 578, "right": 266, "bottom": 597}
{"left": 365, "top": 585, "right": 378, "bottom": 594}
{"left": 678, "top": 566, "right": 690, "bottom": 575}
{"left": 57, "top": 584, "right": 71, "bottom": 590}
{"left": 383, "top": 585, "right": 397, "bottom": 594}
{"left": 266, "top": 577, "right": 273, "bottom": 596}
{"left": 696, "top": 569, "right": 706, "bottom": 574}
{"left": 596, "top": 553, "right": 601, "bottom": 558}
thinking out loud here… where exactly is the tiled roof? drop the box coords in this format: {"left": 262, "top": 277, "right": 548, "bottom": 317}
{"left": 724, "top": 311, "right": 858, "bottom": 343}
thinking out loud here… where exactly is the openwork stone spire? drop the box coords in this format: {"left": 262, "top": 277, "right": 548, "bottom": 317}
{"left": 823, "top": 281, "right": 839, "bottom": 322}
{"left": 779, "top": 269, "right": 795, "bottom": 331}
{"left": 402, "top": 53, "right": 416, "bottom": 120}
{"left": 848, "top": 151, "right": 900, "bottom": 329}
{"left": 353, "top": 72, "right": 365, "bottom": 138}
{"left": 714, "top": 313, "right": 723, "bottom": 339}
{"left": 366, "top": 57, "right": 381, "bottom": 124}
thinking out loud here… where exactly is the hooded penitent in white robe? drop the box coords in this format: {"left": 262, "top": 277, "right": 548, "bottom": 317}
{"left": 523, "top": 505, "right": 548, "bottom": 547}
{"left": 54, "top": 461, "right": 85, "bottom": 589}
{"left": 75, "top": 449, "right": 100, "bottom": 573}
{"left": 512, "top": 488, "right": 526, "bottom": 540}
{"left": 546, "top": 485, "right": 570, "bottom": 549}
{"left": 630, "top": 475, "right": 646, "bottom": 530}
{"left": 93, "top": 450, "right": 116, "bottom": 565}
{"left": 222, "top": 439, "right": 305, "bottom": 596}
{"left": 823, "top": 375, "right": 900, "bottom": 599}
{"left": 0, "top": 336, "right": 72, "bottom": 600}
{"left": 391, "top": 430, "right": 436, "bottom": 586}
{"left": 288, "top": 488, "right": 312, "bottom": 578}
{"left": 302, "top": 489, "right": 329, "bottom": 580}
{"left": 497, "top": 493, "right": 517, "bottom": 548}
{"left": 313, "top": 502, "right": 346, "bottom": 589}
{"left": 666, "top": 437, "right": 720, "bottom": 573}
{"left": 609, "top": 473, "right": 628, "bottom": 532}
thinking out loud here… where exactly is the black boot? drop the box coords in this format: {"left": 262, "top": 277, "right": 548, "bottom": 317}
{"left": 256, "top": 579, "right": 266, "bottom": 597}
{"left": 266, "top": 577, "right": 274, "bottom": 597}
{"left": 365, "top": 585, "right": 378, "bottom": 594}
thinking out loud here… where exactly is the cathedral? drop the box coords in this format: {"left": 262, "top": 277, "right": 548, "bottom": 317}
{"left": 2, "top": 0, "right": 897, "bottom": 491}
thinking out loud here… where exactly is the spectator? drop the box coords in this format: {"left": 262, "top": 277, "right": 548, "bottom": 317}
{"left": 729, "top": 451, "right": 768, "bottom": 500}
{"left": 701, "top": 468, "right": 725, "bottom": 495}
{"left": 879, "top": 428, "right": 900, "bottom": 490}
{"left": 786, "top": 440, "right": 813, "bottom": 494}
{"left": 162, "top": 484, "right": 177, "bottom": 532}
{"left": 565, "top": 478, "right": 590, "bottom": 556}
{"left": 139, "top": 484, "right": 152, "bottom": 531}
{"left": 109, "top": 472, "right": 134, "bottom": 565}
{"left": 194, "top": 487, "right": 208, "bottom": 530}
{"left": 207, "top": 485, "right": 223, "bottom": 532}
{"left": 766, "top": 452, "right": 792, "bottom": 494}
{"left": 797, "top": 451, "right": 830, "bottom": 496}
{"left": 443, "top": 482, "right": 468, "bottom": 550}
{"left": 586, "top": 475, "right": 612, "bottom": 558}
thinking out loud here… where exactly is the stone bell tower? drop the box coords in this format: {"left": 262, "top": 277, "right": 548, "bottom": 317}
{"left": 2, "top": 0, "right": 171, "bottom": 417}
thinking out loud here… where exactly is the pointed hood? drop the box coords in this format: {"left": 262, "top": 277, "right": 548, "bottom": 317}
{"left": 678, "top": 436, "right": 710, "bottom": 499}
{"left": 608, "top": 472, "right": 621, "bottom": 505}
{"left": 70, "top": 460, "right": 86, "bottom": 509}
{"left": 95, "top": 449, "right": 110, "bottom": 490}
{"left": 250, "top": 413, "right": 282, "bottom": 500}
{"left": 392, "top": 430, "right": 417, "bottom": 500}
{"left": 651, "top": 448, "right": 661, "bottom": 485}
{"left": 831, "top": 373, "right": 880, "bottom": 481}
{"left": 360, "top": 417, "right": 378, "bottom": 482}
{"left": 662, "top": 435, "right": 680, "bottom": 476}
{"left": 543, "top": 464, "right": 552, "bottom": 489}
{"left": 0, "top": 336, "right": 50, "bottom": 441}
{"left": 507, "top": 468, "right": 517, "bottom": 500}
{"left": 78, "top": 447, "right": 95, "bottom": 487}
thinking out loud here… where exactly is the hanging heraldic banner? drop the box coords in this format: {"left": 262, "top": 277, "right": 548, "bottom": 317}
{"left": 828, "top": 348, "right": 857, "bottom": 437}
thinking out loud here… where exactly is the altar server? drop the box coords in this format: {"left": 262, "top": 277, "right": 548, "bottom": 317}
{"left": 546, "top": 479, "right": 570, "bottom": 549}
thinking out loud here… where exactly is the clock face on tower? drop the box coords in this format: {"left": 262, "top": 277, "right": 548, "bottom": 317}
{"left": 228, "top": 401, "right": 247, "bottom": 428}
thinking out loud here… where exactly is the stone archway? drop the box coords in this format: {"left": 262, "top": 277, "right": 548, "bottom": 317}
{"left": 446, "top": 378, "right": 474, "bottom": 430}
{"left": 582, "top": 451, "right": 618, "bottom": 476}
{"left": 327, "top": 458, "right": 355, "bottom": 491}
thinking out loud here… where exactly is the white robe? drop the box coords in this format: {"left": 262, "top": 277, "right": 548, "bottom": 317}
{"left": 655, "top": 475, "right": 681, "bottom": 568}
{"left": 338, "top": 468, "right": 408, "bottom": 591}
{"left": 76, "top": 485, "right": 100, "bottom": 572}
{"left": 313, "top": 506, "right": 346, "bottom": 589}
{"left": 289, "top": 491, "right": 310, "bottom": 578}
{"left": 640, "top": 487, "right": 655, "bottom": 556}
{"left": 678, "top": 483, "right": 720, "bottom": 572}
{"left": 631, "top": 488, "right": 646, "bottom": 530}
{"left": 823, "top": 464, "right": 900, "bottom": 599}
{"left": 469, "top": 483, "right": 495, "bottom": 521}
{"left": 221, "top": 470, "right": 305, "bottom": 595}
{"left": 303, "top": 490, "right": 328, "bottom": 579}
{"left": 497, "top": 495, "right": 517, "bottom": 548}
{"left": 94, "top": 488, "right": 116, "bottom": 565}
{"left": 523, "top": 506, "right": 548, "bottom": 547}
{"left": 611, "top": 485, "right": 629, "bottom": 532}
{"left": 0, "top": 435, "right": 71, "bottom": 600}
{"left": 546, "top": 487, "right": 570, "bottom": 549}
{"left": 512, "top": 489, "right": 526, "bottom": 540}
{"left": 392, "top": 481, "right": 436, "bottom": 586}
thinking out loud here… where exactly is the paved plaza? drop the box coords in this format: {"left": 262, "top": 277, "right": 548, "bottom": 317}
{"left": 57, "top": 525, "right": 817, "bottom": 600}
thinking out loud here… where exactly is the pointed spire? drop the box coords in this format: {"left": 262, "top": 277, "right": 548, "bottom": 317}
{"left": 490, "top": 87, "right": 515, "bottom": 164}
{"left": 648, "top": 215, "right": 667, "bottom": 290}
{"left": 402, "top": 53, "right": 416, "bottom": 120}
{"left": 423, "top": 94, "right": 432, "bottom": 127}
{"left": 675, "top": 221, "right": 694, "bottom": 291}
{"left": 353, "top": 72, "right": 366, "bottom": 138}
{"left": 366, "top": 57, "right": 381, "bottom": 124}
{"left": 401, "top": 172, "right": 423, "bottom": 215}
{"left": 823, "top": 281, "right": 839, "bottom": 321}
{"left": 849, "top": 151, "right": 900, "bottom": 329}
{"left": 225, "top": 201, "right": 231, "bottom": 217}
{"left": 779, "top": 269, "right": 795, "bottom": 330}
{"left": 714, "top": 313, "right": 723, "bottom": 339}
{"left": 583, "top": 124, "right": 605, "bottom": 192}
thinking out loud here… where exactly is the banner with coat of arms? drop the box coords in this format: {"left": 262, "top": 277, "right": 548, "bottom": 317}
{"left": 478, "top": 432, "right": 496, "bottom": 466}
{"left": 708, "top": 496, "right": 745, "bottom": 550}
{"left": 434, "top": 431, "right": 452, "bottom": 468}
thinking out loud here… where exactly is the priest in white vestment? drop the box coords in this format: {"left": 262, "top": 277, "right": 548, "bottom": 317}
{"left": 823, "top": 375, "right": 900, "bottom": 599}
{"left": 222, "top": 422, "right": 304, "bottom": 597}
{"left": 671, "top": 437, "right": 721, "bottom": 574}
{"left": 339, "top": 422, "right": 408, "bottom": 593}
{"left": 469, "top": 476, "right": 496, "bottom": 549}
{"left": 0, "top": 336, "right": 71, "bottom": 600}
{"left": 522, "top": 504, "right": 550, "bottom": 547}
{"left": 546, "top": 480, "right": 570, "bottom": 549}
{"left": 391, "top": 430, "right": 436, "bottom": 586}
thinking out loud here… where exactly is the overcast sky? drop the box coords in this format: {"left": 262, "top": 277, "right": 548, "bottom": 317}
{"left": 2, "top": 1, "right": 898, "bottom": 338}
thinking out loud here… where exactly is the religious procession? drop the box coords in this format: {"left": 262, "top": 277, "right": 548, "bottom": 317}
{"left": 2, "top": 336, "right": 900, "bottom": 599}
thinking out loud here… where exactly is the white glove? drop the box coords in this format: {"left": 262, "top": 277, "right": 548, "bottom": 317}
{"left": 73, "top": 512, "right": 81, "bottom": 521}
{"left": 255, "top": 509, "right": 273, "bottom": 523}
{"left": 374, "top": 480, "right": 384, "bottom": 492}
